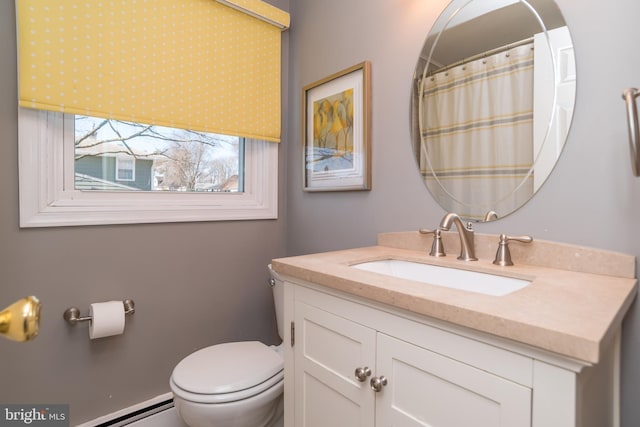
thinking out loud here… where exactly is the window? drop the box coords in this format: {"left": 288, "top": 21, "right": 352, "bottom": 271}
{"left": 16, "top": 0, "right": 287, "bottom": 227}
{"left": 18, "top": 108, "right": 278, "bottom": 227}
{"left": 115, "top": 158, "right": 135, "bottom": 182}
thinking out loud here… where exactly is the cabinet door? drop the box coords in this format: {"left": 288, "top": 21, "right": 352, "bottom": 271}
{"left": 294, "top": 301, "right": 376, "bottom": 427}
{"left": 376, "top": 333, "right": 532, "bottom": 427}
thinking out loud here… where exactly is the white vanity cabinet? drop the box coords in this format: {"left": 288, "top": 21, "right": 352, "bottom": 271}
{"left": 375, "top": 334, "right": 531, "bottom": 426}
{"left": 283, "top": 280, "right": 619, "bottom": 427}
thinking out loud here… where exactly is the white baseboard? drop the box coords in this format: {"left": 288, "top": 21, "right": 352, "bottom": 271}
{"left": 75, "top": 393, "right": 174, "bottom": 427}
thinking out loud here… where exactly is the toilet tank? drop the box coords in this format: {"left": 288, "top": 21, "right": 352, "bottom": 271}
{"left": 268, "top": 264, "right": 284, "bottom": 340}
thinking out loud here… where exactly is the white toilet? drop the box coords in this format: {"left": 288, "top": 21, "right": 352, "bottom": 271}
{"left": 170, "top": 265, "right": 285, "bottom": 427}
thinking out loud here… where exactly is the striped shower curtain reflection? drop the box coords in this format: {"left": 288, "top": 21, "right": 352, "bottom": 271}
{"left": 419, "top": 43, "right": 535, "bottom": 220}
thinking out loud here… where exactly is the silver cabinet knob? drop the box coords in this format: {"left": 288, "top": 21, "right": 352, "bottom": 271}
{"left": 370, "top": 375, "right": 388, "bottom": 392}
{"left": 354, "top": 366, "right": 372, "bottom": 382}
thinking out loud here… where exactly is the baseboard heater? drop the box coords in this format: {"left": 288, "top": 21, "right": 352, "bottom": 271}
{"left": 76, "top": 394, "right": 174, "bottom": 427}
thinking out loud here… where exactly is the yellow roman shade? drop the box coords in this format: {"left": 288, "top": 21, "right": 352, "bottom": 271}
{"left": 16, "top": 0, "right": 289, "bottom": 142}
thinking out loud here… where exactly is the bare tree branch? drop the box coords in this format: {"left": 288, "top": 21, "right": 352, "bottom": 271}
{"left": 75, "top": 118, "right": 109, "bottom": 146}
{"left": 74, "top": 117, "right": 239, "bottom": 191}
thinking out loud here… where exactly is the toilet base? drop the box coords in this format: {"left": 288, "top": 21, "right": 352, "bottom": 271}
{"left": 173, "top": 380, "right": 283, "bottom": 427}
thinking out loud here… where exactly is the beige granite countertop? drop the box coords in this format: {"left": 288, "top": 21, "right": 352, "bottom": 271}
{"left": 272, "top": 232, "right": 638, "bottom": 364}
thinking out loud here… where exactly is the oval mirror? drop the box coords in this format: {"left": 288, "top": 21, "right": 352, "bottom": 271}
{"left": 411, "top": 0, "right": 575, "bottom": 222}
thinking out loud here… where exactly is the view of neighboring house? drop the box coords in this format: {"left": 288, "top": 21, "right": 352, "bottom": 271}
{"left": 75, "top": 136, "right": 241, "bottom": 193}
{"left": 75, "top": 140, "right": 158, "bottom": 191}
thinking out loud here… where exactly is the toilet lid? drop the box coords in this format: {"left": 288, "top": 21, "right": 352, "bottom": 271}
{"left": 171, "top": 341, "right": 283, "bottom": 395}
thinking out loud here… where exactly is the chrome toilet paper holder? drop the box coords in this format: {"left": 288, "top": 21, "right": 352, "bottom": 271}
{"left": 63, "top": 299, "right": 135, "bottom": 325}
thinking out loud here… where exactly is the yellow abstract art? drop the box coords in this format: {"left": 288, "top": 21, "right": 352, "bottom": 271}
{"left": 303, "top": 62, "right": 371, "bottom": 191}
{"left": 313, "top": 88, "right": 354, "bottom": 154}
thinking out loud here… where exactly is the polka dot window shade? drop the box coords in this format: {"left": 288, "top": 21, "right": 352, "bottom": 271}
{"left": 17, "top": 0, "right": 289, "bottom": 142}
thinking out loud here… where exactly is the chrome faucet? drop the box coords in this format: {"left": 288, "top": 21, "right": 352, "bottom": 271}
{"left": 439, "top": 213, "right": 477, "bottom": 261}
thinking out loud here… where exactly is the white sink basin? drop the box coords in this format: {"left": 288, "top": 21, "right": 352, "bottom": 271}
{"left": 351, "top": 259, "right": 530, "bottom": 296}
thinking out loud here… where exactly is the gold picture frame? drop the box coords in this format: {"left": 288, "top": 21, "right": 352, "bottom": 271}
{"left": 302, "top": 61, "right": 371, "bottom": 191}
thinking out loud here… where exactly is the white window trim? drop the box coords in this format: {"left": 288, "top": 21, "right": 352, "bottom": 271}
{"left": 18, "top": 108, "right": 278, "bottom": 227}
{"left": 115, "top": 156, "right": 136, "bottom": 182}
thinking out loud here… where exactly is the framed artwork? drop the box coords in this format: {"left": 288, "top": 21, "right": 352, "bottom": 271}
{"left": 302, "top": 61, "right": 371, "bottom": 191}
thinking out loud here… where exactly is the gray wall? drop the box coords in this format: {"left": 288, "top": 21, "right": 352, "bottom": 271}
{"left": 4, "top": 0, "right": 640, "bottom": 425}
{"left": 286, "top": 0, "right": 640, "bottom": 425}
{"left": 0, "top": 0, "right": 288, "bottom": 424}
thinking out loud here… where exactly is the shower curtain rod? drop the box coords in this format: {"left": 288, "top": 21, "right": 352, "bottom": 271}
{"left": 427, "top": 36, "right": 534, "bottom": 77}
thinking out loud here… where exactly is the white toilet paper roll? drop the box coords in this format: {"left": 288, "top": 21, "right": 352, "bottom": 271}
{"left": 89, "top": 301, "right": 125, "bottom": 339}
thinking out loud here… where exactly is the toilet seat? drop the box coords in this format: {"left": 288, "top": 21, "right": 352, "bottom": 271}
{"left": 170, "top": 341, "right": 284, "bottom": 404}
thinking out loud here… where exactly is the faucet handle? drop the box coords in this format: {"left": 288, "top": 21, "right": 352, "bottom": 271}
{"left": 493, "top": 234, "right": 533, "bottom": 266}
{"left": 418, "top": 228, "right": 446, "bottom": 257}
